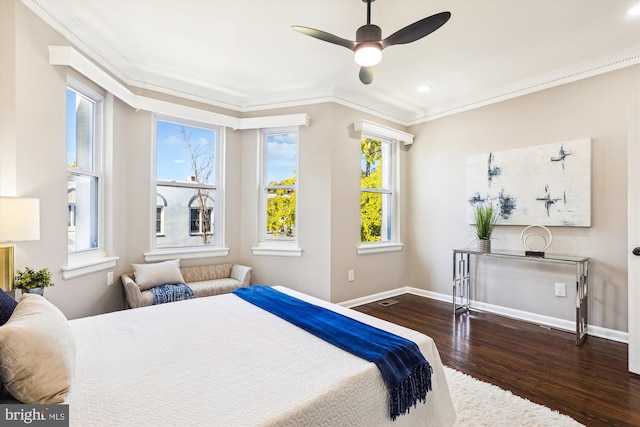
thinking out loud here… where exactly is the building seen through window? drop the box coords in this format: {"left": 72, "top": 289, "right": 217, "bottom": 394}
{"left": 154, "top": 118, "right": 220, "bottom": 248}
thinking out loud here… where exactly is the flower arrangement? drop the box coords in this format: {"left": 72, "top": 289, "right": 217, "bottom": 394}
{"left": 13, "top": 267, "right": 55, "bottom": 290}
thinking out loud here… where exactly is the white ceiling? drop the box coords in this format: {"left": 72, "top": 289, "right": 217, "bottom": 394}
{"left": 24, "top": 0, "right": 640, "bottom": 125}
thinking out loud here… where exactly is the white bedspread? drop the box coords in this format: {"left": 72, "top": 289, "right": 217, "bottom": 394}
{"left": 65, "top": 286, "right": 456, "bottom": 426}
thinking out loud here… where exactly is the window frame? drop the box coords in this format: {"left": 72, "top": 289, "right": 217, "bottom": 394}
{"left": 148, "top": 114, "right": 227, "bottom": 260}
{"left": 62, "top": 76, "right": 118, "bottom": 279}
{"left": 67, "top": 78, "right": 104, "bottom": 254}
{"left": 252, "top": 126, "right": 302, "bottom": 257}
{"left": 357, "top": 131, "right": 404, "bottom": 255}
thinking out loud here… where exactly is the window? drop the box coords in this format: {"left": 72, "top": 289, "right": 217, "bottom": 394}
{"left": 66, "top": 81, "right": 103, "bottom": 253}
{"left": 156, "top": 194, "right": 167, "bottom": 236}
{"left": 154, "top": 117, "right": 221, "bottom": 249}
{"left": 189, "top": 197, "right": 213, "bottom": 236}
{"left": 253, "top": 127, "right": 300, "bottom": 256}
{"left": 359, "top": 132, "right": 402, "bottom": 253}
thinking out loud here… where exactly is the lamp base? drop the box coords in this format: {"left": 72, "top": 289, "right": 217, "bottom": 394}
{"left": 0, "top": 246, "right": 15, "bottom": 292}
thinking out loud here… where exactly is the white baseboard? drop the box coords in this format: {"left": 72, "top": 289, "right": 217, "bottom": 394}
{"left": 338, "top": 287, "right": 412, "bottom": 308}
{"left": 339, "top": 286, "right": 628, "bottom": 344}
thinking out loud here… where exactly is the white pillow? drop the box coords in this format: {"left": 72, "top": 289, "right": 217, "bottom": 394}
{"left": 0, "top": 294, "right": 76, "bottom": 404}
{"left": 132, "top": 259, "right": 185, "bottom": 290}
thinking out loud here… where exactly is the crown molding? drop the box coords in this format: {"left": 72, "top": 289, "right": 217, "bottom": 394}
{"left": 407, "top": 46, "right": 640, "bottom": 126}
{"left": 29, "top": 0, "right": 640, "bottom": 128}
{"left": 51, "top": 41, "right": 640, "bottom": 128}
{"left": 49, "top": 46, "right": 310, "bottom": 130}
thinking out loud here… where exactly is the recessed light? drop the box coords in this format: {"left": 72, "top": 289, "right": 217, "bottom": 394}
{"left": 417, "top": 85, "right": 431, "bottom": 93}
{"left": 629, "top": 4, "right": 640, "bottom": 15}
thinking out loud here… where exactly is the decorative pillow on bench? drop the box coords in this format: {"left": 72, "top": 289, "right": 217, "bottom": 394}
{"left": 132, "top": 259, "right": 185, "bottom": 291}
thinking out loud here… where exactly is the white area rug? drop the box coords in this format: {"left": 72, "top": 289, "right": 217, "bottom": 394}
{"left": 444, "top": 367, "right": 584, "bottom": 426}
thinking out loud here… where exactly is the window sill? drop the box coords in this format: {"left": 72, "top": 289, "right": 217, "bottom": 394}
{"left": 251, "top": 244, "right": 302, "bottom": 257}
{"left": 357, "top": 242, "right": 404, "bottom": 255}
{"left": 144, "top": 247, "right": 230, "bottom": 262}
{"left": 62, "top": 255, "right": 119, "bottom": 280}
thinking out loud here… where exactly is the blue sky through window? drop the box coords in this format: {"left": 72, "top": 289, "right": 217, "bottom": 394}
{"left": 156, "top": 120, "right": 216, "bottom": 182}
{"left": 66, "top": 90, "right": 77, "bottom": 167}
{"left": 267, "top": 132, "right": 297, "bottom": 183}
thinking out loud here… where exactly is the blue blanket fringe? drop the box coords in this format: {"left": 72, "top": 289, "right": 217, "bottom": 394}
{"left": 150, "top": 283, "right": 194, "bottom": 305}
{"left": 233, "top": 286, "right": 432, "bottom": 420}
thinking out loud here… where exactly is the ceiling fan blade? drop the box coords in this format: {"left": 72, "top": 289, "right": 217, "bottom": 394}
{"left": 381, "top": 11, "right": 451, "bottom": 49}
{"left": 292, "top": 26, "right": 356, "bottom": 51}
{"left": 359, "top": 66, "right": 375, "bottom": 85}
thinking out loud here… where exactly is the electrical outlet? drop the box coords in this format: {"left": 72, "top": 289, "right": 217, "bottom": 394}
{"left": 554, "top": 282, "right": 566, "bottom": 297}
{"left": 107, "top": 271, "right": 114, "bottom": 286}
{"left": 348, "top": 270, "right": 355, "bottom": 282}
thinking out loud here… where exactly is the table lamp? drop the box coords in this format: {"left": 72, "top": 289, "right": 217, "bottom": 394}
{"left": 0, "top": 197, "right": 40, "bottom": 291}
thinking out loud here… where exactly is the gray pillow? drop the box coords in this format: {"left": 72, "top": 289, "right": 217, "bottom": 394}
{"left": 132, "top": 259, "right": 185, "bottom": 290}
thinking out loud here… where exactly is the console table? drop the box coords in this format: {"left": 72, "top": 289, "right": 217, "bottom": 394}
{"left": 452, "top": 249, "right": 589, "bottom": 345}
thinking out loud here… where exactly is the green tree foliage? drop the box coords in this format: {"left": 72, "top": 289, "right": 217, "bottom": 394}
{"left": 267, "top": 176, "right": 296, "bottom": 238}
{"left": 361, "top": 138, "right": 383, "bottom": 242}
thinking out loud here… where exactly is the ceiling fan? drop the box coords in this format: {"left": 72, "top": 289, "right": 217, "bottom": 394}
{"left": 292, "top": 0, "right": 451, "bottom": 84}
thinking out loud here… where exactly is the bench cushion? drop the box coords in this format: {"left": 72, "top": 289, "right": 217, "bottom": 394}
{"left": 181, "top": 264, "right": 232, "bottom": 282}
{"left": 189, "top": 278, "right": 245, "bottom": 298}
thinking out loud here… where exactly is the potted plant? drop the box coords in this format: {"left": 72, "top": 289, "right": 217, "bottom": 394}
{"left": 14, "top": 267, "right": 55, "bottom": 296}
{"left": 473, "top": 204, "right": 500, "bottom": 252}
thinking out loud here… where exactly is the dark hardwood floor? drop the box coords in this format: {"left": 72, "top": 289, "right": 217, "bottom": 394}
{"left": 353, "top": 294, "right": 640, "bottom": 427}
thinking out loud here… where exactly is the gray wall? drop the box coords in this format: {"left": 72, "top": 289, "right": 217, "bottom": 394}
{"left": 406, "top": 66, "right": 637, "bottom": 332}
{"left": 238, "top": 103, "right": 410, "bottom": 303}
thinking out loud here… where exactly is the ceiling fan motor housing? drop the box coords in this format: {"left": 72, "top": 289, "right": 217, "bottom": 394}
{"left": 356, "top": 24, "right": 382, "bottom": 45}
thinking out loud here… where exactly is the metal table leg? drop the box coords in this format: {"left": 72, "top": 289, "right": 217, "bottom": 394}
{"left": 453, "top": 251, "right": 470, "bottom": 313}
{"left": 576, "top": 259, "right": 588, "bottom": 345}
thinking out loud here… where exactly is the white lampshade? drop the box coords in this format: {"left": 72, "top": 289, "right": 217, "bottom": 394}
{"left": 0, "top": 197, "right": 40, "bottom": 243}
{"left": 354, "top": 44, "right": 382, "bottom": 67}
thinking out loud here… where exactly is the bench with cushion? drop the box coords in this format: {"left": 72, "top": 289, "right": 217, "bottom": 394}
{"left": 121, "top": 259, "right": 252, "bottom": 308}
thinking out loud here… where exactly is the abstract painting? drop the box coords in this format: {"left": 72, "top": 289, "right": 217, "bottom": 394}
{"left": 467, "top": 138, "right": 591, "bottom": 227}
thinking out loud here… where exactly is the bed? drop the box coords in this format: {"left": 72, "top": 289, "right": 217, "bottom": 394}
{"left": 1, "top": 286, "right": 456, "bottom": 426}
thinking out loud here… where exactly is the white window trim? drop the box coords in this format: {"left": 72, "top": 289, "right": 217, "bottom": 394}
{"left": 62, "top": 252, "right": 118, "bottom": 279}
{"left": 251, "top": 243, "right": 302, "bottom": 257}
{"left": 144, "top": 247, "right": 230, "bottom": 262}
{"left": 148, "top": 115, "right": 225, "bottom": 258}
{"left": 356, "top": 122, "right": 405, "bottom": 255}
{"left": 65, "top": 77, "right": 120, "bottom": 278}
{"left": 357, "top": 243, "right": 403, "bottom": 255}
{"left": 354, "top": 120, "right": 414, "bottom": 145}
{"left": 253, "top": 127, "right": 301, "bottom": 257}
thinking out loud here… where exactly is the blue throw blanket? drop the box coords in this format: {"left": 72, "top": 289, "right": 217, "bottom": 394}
{"left": 150, "top": 284, "right": 194, "bottom": 305}
{"left": 233, "top": 286, "right": 432, "bottom": 420}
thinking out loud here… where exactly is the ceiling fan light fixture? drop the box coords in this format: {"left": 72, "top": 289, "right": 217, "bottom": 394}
{"left": 293, "top": 2, "right": 450, "bottom": 84}
{"left": 354, "top": 44, "right": 382, "bottom": 66}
